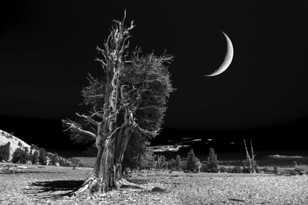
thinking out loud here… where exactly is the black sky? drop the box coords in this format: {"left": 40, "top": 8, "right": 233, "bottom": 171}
{"left": 0, "top": 1, "right": 308, "bottom": 139}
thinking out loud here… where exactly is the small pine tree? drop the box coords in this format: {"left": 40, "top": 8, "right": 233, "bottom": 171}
{"left": 155, "top": 155, "right": 167, "bottom": 169}
{"left": 208, "top": 148, "right": 217, "bottom": 162}
{"left": 207, "top": 147, "right": 218, "bottom": 172}
{"left": 50, "top": 153, "right": 59, "bottom": 165}
{"left": 139, "top": 149, "right": 155, "bottom": 169}
{"left": 12, "top": 148, "right": 27, "bottom": 164}
{"left": 0, "top": 142, "right": 10, "bottom": 161}
{"left": 39, "top": 148, "right": 47, "bottom": 165}
{"left": 186, "top": 149, "right": 200, "bottom": 172}
{"left": 273, "top": 166, "right": 278, "bottom": 174}
{"left": 175, "top": 154, "right": 182, "bottom": 170}
{"left": 24, "top": 147, "right": 31, "bottom": 162}
{"left": 167, "top": 158, "right": 176, "bottom": 170}
{"left": 69, "top": 158, "right": 81, "bottom": 167}
{"left": 32, "top": 151, "right": 39, "bottom": 164}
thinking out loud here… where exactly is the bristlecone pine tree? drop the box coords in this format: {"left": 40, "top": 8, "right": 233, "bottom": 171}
{"left": 63, "top": 12, "right": 174, "bottom": 194}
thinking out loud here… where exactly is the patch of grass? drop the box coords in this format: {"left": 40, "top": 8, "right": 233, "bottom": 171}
{"left": 71, "top": 157, "right": 96, "bottom": 168}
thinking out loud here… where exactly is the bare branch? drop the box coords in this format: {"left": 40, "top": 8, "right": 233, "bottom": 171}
{"left": 96, "top": 46, "right": 109, "bottom": 63}
{"left": 87, "top": 94, "right": 104, "bottom": 98}
{"left": 250, "top": 138, "right": 255, "bottom": 159}
{"left": 243, "top": 139, "right": 251, "bottom": 160}
{"left": 76, "top": 113, "right": 99, "bottom": 125}
{"left": 94, "top": 58, "right": 106, "bottom": 67}
{"left": 90, "top": 107, "right": 104, "bottom": 119}
{"left": 63, "top": 119, "right": 96, "bottom": 139}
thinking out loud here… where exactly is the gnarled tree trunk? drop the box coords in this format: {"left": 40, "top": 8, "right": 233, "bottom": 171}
{"left": 63, "top": 12, "right": 173, "bottom": 195}
{"left": 75, "top": 126, "right": 132, "bottom": 194}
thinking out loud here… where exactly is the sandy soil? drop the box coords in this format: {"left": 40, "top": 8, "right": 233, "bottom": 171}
{"left": 1, "top": 163, "right": 308, "bottom": 204}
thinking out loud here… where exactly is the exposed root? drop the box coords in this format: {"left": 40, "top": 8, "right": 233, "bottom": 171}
{"left": 70, "top": 177, "right": 147, "bottom": 196}
{"left": 117, "top": 178, "right": 146, "bottom": 189}
{"left": 70, "top": 175, "right": 97, "bottom": 196}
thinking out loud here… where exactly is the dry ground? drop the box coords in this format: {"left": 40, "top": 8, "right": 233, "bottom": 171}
{"left": 1, "top": 163, "right": 308, "bottom": 204}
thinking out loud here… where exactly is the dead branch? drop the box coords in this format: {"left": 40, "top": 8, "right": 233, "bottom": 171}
{"left": 63, "top": 119, "right": 96, "bottom": 139}
{"left": 243, "top": 139, "right": 251, "bottom": 161}
{"left": 76, "top": 113, "right": 99, "bottom": 125}
{"left": 250, "top": 138, "right": 255, "bottom": 159}
{"left": 94, "top": 57, "right": 106, "bottom": 67}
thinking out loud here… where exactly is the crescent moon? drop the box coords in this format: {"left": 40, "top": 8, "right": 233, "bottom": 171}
{"left": 206, "top": 32, "right": 234, "bottom": 77}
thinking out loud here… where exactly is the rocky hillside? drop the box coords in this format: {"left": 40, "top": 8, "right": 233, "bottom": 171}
{"left": 0, "top": 129, "right": 81, "bottom": 167}
{"left": 0, "top": 130, "right": 31, "bottom": 161}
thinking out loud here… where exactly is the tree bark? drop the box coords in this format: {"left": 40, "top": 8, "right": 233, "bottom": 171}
{"left": 69, "top": 17, "right": 149, "bottom": 195}
{"left": 74, "top": 126, "right": 133, "bottom": 194}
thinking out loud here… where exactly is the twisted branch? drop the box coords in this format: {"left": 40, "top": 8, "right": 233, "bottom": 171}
{"left": 63, "top": 119, "right": 96, "bottom": 139}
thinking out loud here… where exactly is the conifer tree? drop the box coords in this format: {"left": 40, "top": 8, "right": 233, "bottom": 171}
{"left": 186, "top": 149, "right": 200, "bottom": 172}
{"left": 63, "top": 12, "right": 174, "bottom": 193}
{"left": 207, "top": 147, "right": 218, "bottom": 172}
{"left": 175, "top": 154, "right": 182, "bottom": 170}
{"left": 0, "top": 142, "right": 10, "bottom": 161}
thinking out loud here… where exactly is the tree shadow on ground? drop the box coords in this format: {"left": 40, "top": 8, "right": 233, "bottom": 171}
{"left": 25, "top": 180, "right": 83, "bottom": 199}
{"left": 25, "top": 178, "right": 167, "bottom": 199}
{"left": 0, "top": 170, "right": 64, "bottom": 174}
{"left": 127, "top": 178, "right": 148, "bottom": 185}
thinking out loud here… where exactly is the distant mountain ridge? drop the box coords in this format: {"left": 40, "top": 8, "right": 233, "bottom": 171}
{"left": 0, "top": 129, "right": 76, "bottom": 167}
{"left": 0, "top": 129, "right": 31, "bottom": 161}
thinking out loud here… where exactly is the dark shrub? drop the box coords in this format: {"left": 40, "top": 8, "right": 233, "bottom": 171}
{"left": 58, "top": 158, "right": 71, "bottom": 167}
{"left": 273, "top": 166, "right": 278, "bottom": 174}
{"left": 69, "top": 158, "right": 81, "bottom": 167}
{"left": 186, "top": 149, "right": 201, "bottom": 172}
{"left": 12, "top": 148, "right": 27, "bottom": 163}
{"left": 226, "top": 167, "right": 234, "bottom": 173}
{"left": 206, "top": 148, "right": 218, "bottom": 172}
{"left": 24, "top": 147, "right": 31, "bottom": 162}
{"left": 219, "top": 166, "right": 227, "bottom": 173}
{"left": 175, "top": 155, "right": 182, "bottom": 171}
{"left": 49, "top": 153, "right": 59, "bottom": 165}
{"left": 31, "top": 151, "right": 39, "bottom": 164}
{"left": 208, "top": 148, "right": 218, "bottom": 163}
{"left": 262, "top": 167, "right": 270, "bottom": 173}
{"left": 232, "top": 166, "right": 242, "bottom": 173}
{"left": 0, "top": 142, "right": 10, "bottom": 161}
{"left": 294, "top": 168, "right": 304, "bottom": 175}
{"left": 139, "top": 149, "right": 155, "bottom": 169}
{"left": 206, "top": 163, "right": 219, "bottom": 173}
{"left": 39, "top": 148, "right": 47, "bottom": 165}
{"left": 200, "top": 163, "right": 208, "bottom": 172}
{"left": 242, "top": 166, "right": 250, "bottom": 173}
{"left": 167, "top": 158, "right": 176, "bottom": 170}
{"left": 155, "top": 155, "right": 168, "bottom": 169}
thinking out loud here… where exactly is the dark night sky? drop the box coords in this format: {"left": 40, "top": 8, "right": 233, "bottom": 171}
{"left": 0, "top": 1, "right": 308, "bottom": 150}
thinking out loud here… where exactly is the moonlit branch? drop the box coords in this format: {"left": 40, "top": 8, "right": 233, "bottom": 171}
{"left": 76, "top": 112, "right": 99, "bottom": 125}
{"left": 63, "top": 119, "right": 96, "bottom": 139}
